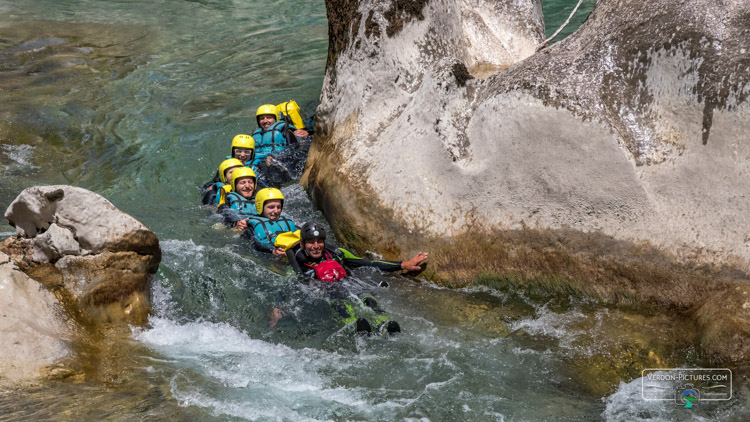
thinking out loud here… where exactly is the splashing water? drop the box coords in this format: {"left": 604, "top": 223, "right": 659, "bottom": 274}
{"left": 0, "top": 0, "right": 747, "bottom": 420}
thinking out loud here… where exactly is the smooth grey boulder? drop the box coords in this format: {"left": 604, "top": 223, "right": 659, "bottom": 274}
{"left": 5, "top": 185, "right": 160, "bottom": 258}
{"left": 0, "top": 252, "right": 71, "bottom": 381}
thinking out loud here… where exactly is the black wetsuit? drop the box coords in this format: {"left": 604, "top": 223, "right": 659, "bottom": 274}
{"left": 286, "top": 244, "right": 403, "bottom": 332}
{"left": 288, "top": 244, "right": 403, "bottom": 278}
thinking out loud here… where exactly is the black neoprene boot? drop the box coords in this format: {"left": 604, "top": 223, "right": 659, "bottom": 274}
{"left": 361, "top": 297, "right": 385, "bottom": 313}
{"left": 378, "top": 320, "right": 401, "bottom": 334}
{"left": 355, "top": 318, "right": 372, "bottom": 335}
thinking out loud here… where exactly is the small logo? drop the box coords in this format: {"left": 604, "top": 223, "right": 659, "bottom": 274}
{"left": 313, "top": 230, "right": 319, "bottom": 236}
{"left": 675, "top": 384, "right": 699, "bottom": 408}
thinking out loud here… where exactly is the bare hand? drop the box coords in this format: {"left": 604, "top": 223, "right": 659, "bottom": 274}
{"left": 270, "top": 307, "right": 284, "bottom": 328}
{"left": 293, "top": 129, "right": 309, "bottom": 137}
{"left": 401, "top": 252, "right": 429, "bottom": 271}
{"left": 236, "top": 218, "right": 249, "bottom": 231}
{"left": 272, "top": 247, "right": 286, "bottom": 257}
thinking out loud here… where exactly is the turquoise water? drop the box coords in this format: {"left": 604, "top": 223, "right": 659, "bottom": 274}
{"left": 543, "top": 0, "right": 597, "bottom": 42}
{"left": 1, "top": 1, "right": 747, "bottom": 420}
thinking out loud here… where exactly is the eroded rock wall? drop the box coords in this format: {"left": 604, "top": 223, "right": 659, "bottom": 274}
{"left": 306, "top": 0, "right": 749, "bottom": 268}
{"left": 309, "top": 0, "right": 545, "bottom": 250}
{"left": 305, "top": 0, "right": 750, "bottom": 361}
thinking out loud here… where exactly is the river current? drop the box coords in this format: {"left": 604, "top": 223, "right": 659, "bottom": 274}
{"left": 1, "top": 0, "right": 747, "bottom": 421}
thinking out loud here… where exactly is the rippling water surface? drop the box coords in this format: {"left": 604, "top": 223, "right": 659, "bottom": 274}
{"left": 1, "top": 1, "right": 747, "bottom": 421}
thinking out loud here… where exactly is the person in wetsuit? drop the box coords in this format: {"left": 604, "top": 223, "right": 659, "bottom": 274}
{"left": 219, "top": 167, "right": 258, "bottom": 229}
{"left": 201, "top": 134, "right": 261, "bottom": 204}
{"left": 242, "top": 187, "right": 297, "bottom": 256}
{"left": 279, "top": 222, "right": 428, "bottom": 334}
{"left": 252, "top": 104, "right": 308, "bottom": 167}
{"left": 202, "top": 158, "right": 244, "bottom": 206}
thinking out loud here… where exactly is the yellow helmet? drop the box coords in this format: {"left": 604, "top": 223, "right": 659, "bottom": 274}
{"left": 218, "top": 158, "right": 244, "bottom": 184}
{"left": 231, "top": 134, "right": 255, "bottom": 162}
{"left": 230, "top": 167, "right": 257, "bottom": 192}
{"left": 255, "top": 187, "right": 284, "bottom": 215}
{"left": 256, "top": 104, "right": 278, "bottom": 126}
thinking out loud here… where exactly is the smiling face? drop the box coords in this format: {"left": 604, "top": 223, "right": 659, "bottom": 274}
{"left": 303, "top": 237, "right": 325, "bottom": 259}
{"left": 235, "top": 177, "right": 255, "bottom": 199}
{"left": 262, "top": 199, "right": 282, "bottom": 220}
{"left": 233, "top": 148, "right": 254, "bottom": 164}
{"left": 258, "top": 114, "right": 277, "bottom": 130}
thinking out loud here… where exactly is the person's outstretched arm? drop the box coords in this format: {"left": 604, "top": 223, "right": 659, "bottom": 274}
{"left": 338, "top": 248, "right": 428, "bottom": 272}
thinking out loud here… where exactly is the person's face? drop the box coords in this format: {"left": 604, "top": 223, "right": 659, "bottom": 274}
{"left": 233, "top": 148, "right": 253, "bottom": 164}
{"left": 224, "top": 166, "right": 240, "bottom": 183}
{"left": 258, "top": 114, "right": 277, "bottom": 130}
{"left": 304, "top": 238, "right": 325, "bottom": 259}
{"left": 236, "top": 177, "right": 255, "bottom": 199}
{"left": 262, "top": 199, "right": 282, "bottom": 220}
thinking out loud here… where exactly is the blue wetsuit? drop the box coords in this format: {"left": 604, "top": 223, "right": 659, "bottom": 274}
{"left": 219, "top": 191, "right": 256, "bottom": 226}
{"left": 252, "top": 121, "right": 297, "bottom": 166}
{"left": 243, "top": 215, "right": 297, "bottom": 253}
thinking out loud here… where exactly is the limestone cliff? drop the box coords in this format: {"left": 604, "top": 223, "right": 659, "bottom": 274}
{"left": 303, "top": 0, "right": 750, "bottom": 362}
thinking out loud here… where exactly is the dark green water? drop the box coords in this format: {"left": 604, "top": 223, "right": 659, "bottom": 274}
{"left": 1, "top": 1, "right": 747, "bottom": 420}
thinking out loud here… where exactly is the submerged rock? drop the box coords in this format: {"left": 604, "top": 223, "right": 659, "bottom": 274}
{"left": 305, "top": 0, "right": 750, "bottom": 363}
{"left": 0, "top": 252, "right": 71, "bottom": 381}
{"left": 3, "top": 185, "right": 160, "bottom": 325}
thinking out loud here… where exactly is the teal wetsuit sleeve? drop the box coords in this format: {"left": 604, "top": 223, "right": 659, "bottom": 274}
{"left": 337, "top": 248, "right": 403, "bottom": 272}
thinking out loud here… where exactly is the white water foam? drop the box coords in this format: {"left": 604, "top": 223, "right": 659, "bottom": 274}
{"left": 134, "top": 317, "right": 367, "bottom": 420}
{"left": 603, "top": 375, "right": 712, "bottom": 422}
{"left": 1, "top": 144, "right": 39, "bottom": 171}
{"left": 160, "top": 238, "right": 268, "bottom": 281}
{"left": 508, "top": 304, "right": 588, "bottom": 350}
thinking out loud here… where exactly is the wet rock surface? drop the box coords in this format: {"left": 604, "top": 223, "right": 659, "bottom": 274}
{"left": 0, "top": 252, "right": 72, "bottom": 381}
{"left": 2, "top": 185, "right": 160, "bottom": 325}
{"left": 307, "top": 0, "right": 750, "bottom": 363}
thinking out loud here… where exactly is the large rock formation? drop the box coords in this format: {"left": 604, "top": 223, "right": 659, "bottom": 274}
{"left": 3, "top": 185, "right": 160, "bottom": 325}
{"left": 303, "top": 0, "right": 750, "bottom": 362}
{"left": 0, "top": 251, "right": 72, "bottom": 381}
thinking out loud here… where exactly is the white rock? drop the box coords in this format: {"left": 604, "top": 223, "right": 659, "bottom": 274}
{"left": 5, "top": 185, "right": 158, "bottom": 255}
{"left": 31, "top": 223, "right": 81, "bottom": 263}
{"left": 0, "top": 252, "right": 71, "bottom": 381}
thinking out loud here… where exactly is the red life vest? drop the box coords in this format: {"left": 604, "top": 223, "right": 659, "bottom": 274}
{"left": 304, "top": 251, "right": 347, "bottom": 282}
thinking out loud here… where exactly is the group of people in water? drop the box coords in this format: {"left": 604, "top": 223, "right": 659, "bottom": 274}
{"left": 200, "top": 102, "right": 428, "bottom": 334}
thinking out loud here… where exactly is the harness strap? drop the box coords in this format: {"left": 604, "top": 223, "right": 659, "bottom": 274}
{"left": 227, "top": 193, "right": 255, "bottom": 212}
{"left": 247, "top": 216, "right": 276, "bottom": 243}
{"left": 256, "top": 123, "right": 291, "bottom": 151}
{"left": 303, "top": 251, "right": 334, "bottom": 269}
{"left": 268, "top": 127, "right": 285, "bottom": 151}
